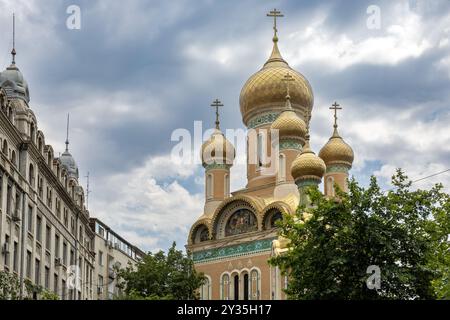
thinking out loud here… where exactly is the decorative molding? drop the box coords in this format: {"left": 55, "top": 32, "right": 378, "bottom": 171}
{"left": 192, "top": 238, "right": 275, "bottom": 263}
{"left": 295, "top": 178, "right": 320, "bottom": 188}
{"left": 326, "top": 164, "right": 349, "bottom": 174}
{"left": 247, "top": 112, "right": 280, "bottom": 129}
{"left": 204, "top": 163, "right": 232, "bottom": 171}
{"left": 279, "top": 139, "right": 302, "bottom": 151}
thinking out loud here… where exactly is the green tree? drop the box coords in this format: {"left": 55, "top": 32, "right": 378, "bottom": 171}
{"left": 116, "top": 242, "right": 205, "bottom": 300}
{"left": 270, "top": 169, "right": 450, "bottom": 300}
{"left": 0, "top": 271, "right": 20, "bottom": 300}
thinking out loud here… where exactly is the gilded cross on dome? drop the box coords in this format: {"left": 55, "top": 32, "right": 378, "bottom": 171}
{"left": 267, "top": 8, "right": 284, "bottom": 40}
{"left": 282, "top": 72, "right": 295, "bottom": 97}
{"left": 330, "top": 101, "right": 342, "bottom": 129}
{"left": 211, "top": 99, "right": 224, "bottom": 129}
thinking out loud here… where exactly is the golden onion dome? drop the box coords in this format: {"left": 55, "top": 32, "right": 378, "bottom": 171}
{"left": 319, "top": 128, "right": 354, "bottom": 167}
{"left": 291, "top": 142, "right": 326, "bottom": 181}
{"left": 240, "top": 38, "right": 314, "bottom": 127}
{"left": 201, "top": 129, "right": 235, "bottom": 167}
{"left": 271, "top": 95, "right": 307, "bottom": 140}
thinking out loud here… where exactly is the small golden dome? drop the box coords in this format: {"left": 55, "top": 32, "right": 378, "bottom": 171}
{"left": 319, "top": 129, "right": 354, "bottom": 167}
{"left": 201, "top": 129, "right": 235, "bottom": 167}
{"left": 291, "top": 142, "right": 326, "bottom": 181}
{"left": 271, "top": 97, "right": 307, "bottom": 140}
{"left": 240, "top": 39, "right": 313, "bottom": 126}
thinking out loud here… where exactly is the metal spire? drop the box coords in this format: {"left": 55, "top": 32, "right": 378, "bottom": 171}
{"left": 11, "top": 13, "right": 16, "bottom": 64}
{"left": 85, "top": 172, "right": 91, "bottom": 210}
{"left": 65, "top": 114, "right": 70, "bottom": 152}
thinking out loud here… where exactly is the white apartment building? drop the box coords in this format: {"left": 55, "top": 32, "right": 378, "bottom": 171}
{"left": 90, "top": 218, "right": 144, "bottom": 300}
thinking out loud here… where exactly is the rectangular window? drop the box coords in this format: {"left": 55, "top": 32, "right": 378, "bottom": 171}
{"left": 62, "top": 280, "right": 66, "bottom": 300}
{"left": 26, "top": 251, "right": 32, "bottom": 279}
{"left": 6, "top": 183, "right": 12, "bottom": 215}
{"left": 45, "top": 225, "right": 51, "bottom": 251}
{"left": 63, "top": 209, "right": 68, "bottom": 227}
{"left": 3, "top": 235, "right": 10, "bottom": 268}
{"left": 63, "top": 242, "right": 67, "bottom": 265}
{"left": 35, "top": 259, "right": 41, "bottom": 285}
{"left": 36, "top": 216, "right": 42, "bottom": 242}
{"left": 54, "top": 234, "right": 60, "bottom": 259}
{"left": 54, "top": 274, "right": 59, "bottom": 295}
{"left": 70, "top": 249, "right": 74, "bottom": 266}
{"left": 44, "top": 266, "right": 50, "bottom": 289}
{"left": 79, "top": 226, "right": 83, "bottom": 243}
{"left": 98, "top": 251, "right": 103, "bottom": 266}
{"left": 13, "top": 241, "right": 18, "bottom": 272}
{"left": 27, "top": 205, "right": 33, "bottom": 233}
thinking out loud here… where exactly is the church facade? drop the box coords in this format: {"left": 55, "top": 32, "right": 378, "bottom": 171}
{"left": 186, "top": 11, "right": 355, "bottom": 300}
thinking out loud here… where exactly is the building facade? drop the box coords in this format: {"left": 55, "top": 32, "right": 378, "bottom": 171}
{"left": 187, "top": 11, "right": 355, "bottom": 300}
{"left": 90, "top": 218, "right": 144, "bottom": 300}
{"left": 0, "top": 29, "right": 143, "bottom": 300}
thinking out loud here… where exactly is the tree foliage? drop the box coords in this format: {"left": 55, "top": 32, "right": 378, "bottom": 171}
{"left": 116, "top": 242, "right": 205, "bottom": 300}
{"left": 271, "top": 170, "right": 450, "bottom": 299}
{"left": 0, "top": 271, "right": 20, "bottom": 300}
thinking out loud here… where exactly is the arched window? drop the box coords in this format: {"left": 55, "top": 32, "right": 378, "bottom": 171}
{"left": 250, "top": 269, "right": 260, "bottom": 300}
{"left": 243, "top": 272, "right": 249, "bottom": 300}
{"left": 29, "top": 163, "right": 35, "bottom": 187}
{"left": 206, "top": 174, "right": 213, "bottom": 200}
{"left": 11, "top": 150, "right": 16, "bottom": 167}
{"left": 278, "top": 154, "right": 286, "bottom": 182}
{"left": 233, "top": 275, "right": 239, "bottom": 300}
{"left": 30, "top": 122, "right": 36, "bottom": 143}
{"left": 47, "top": 151, "right": 53, "bottom": 169}
{"left": 221, "top": 274, "right": 230, "bottom": 300}
{"left": 225, "top": 209, "right": 257, "bottom": 237}
{"left": 224, "top": 174, "right": 230, "bottom": 198}
{"left": 327, "top": 176, "right": 335, "bottom": 196}
{"left": 200, "top": 276, "right": 211, "bottom": 300}
{"left": 2, "top": 140, "right": 7, "bottom": 155}
{"left": 38, "top": 137, "right": 43, "bottom": 154}
{"left": 257, "top": 133, "right": 264, "bottom": 168}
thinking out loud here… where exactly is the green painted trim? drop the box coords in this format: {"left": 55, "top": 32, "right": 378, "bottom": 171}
{"left": 204, "top": 163, "right": 232, "bottom": 170}
{"left": 193, "top": 238, "right": 275, "bottom": 263}
{"left": 279, "top": 139, "right": 302, "bottom": 151}
{"left": 296, "top": 179, "right": 320, "bottom": 188}
{"left": 248, "top": 112, "right": 280, "bottom": 129}
{"left": 326, "top": 165, "right": 349, "bottom": 174}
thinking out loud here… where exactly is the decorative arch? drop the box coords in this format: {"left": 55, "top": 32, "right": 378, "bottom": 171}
{"left": 200, "top": 275, "right": 212, "bottom": 300}
{"left": 261, "top": 202, "right": 291, "bottom": 230}
{"left": 188, "top": 219, "right": 211, "bottom": 245}
{"left": 211, "top": 196, "right": 263, "bottom": 240}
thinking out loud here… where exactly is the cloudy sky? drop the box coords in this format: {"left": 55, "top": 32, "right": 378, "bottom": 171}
{"left": 0, "top": 0, "right": 449, "bottom": 252}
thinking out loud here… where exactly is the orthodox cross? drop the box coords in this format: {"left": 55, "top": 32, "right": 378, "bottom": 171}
{"left": 330, "top": 101, "right": 342, "bottom": 129}
{"left": 282, "top": 72, "right": 295, "bottom": 98}
{"left": 211, "top": 99, "right": 224, "bottom": 129}
{"left": 267, "top": 8, "right": 284, "bottom": 38}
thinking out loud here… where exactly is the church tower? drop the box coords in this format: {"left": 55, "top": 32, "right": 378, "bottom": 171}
{"left": 319, "top": 102, "right": 354, "bottom": 196}
{"left": 200, "top": 99, "right": 235, "bottom": 219}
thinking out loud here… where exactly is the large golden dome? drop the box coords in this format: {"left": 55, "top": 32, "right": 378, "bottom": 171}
{"left": 240, "top": 38, "right": 314, "bottom": 126}
{"left": 201, "top": 129, "right": 235, "bottom": 167}
{"left": 319, "top": 129, "right": 354, "bottom": 168}
{"left": 291, "top": 142, "right": 326, "bottom": 181}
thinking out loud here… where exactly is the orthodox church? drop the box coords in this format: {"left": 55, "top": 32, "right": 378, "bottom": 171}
{"left": 186, "top": 10, "right": 354, "bottom": 300}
